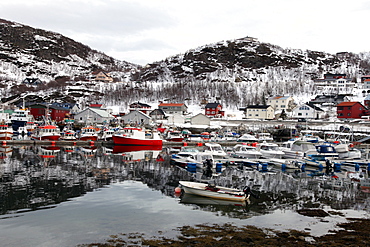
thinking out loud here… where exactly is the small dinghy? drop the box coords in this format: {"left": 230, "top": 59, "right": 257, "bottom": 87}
{"left": 179, "top": 181, "right": 250, "bottom": 201}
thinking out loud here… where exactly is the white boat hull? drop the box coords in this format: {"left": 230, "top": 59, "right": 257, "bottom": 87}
{"left": 179, "top": 181, "right": 249, "bottom": 201}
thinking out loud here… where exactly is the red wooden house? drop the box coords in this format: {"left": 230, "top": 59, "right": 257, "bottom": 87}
{"left": 336, "top": 101, "right": 368, "bottom": 119}
{"left": 29, "top": 103, "right": 70, "bottom": 122}
{"left": 205, "top": 102, "right": 224, "bottom": 118}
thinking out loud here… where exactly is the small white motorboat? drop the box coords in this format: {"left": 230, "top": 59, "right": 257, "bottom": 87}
{"left": 179, "top": 181, "right": 250, "bottom": 201}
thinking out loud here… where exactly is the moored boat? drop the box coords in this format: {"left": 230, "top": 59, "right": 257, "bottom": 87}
{"left": 179, "top": 181, "right": 250, "bottom": 201}
{"left": 231, "top": 143, "right": 262, "bottom": 159}
{"left": 0, "top": 124, "right": 13, "bottom": 140}
{"left": 79, "top": 125, "right": 99, "bottom": 141}
{"left": 32, "top": 124, "right": 61, "bottom": 141}
{"left": 112, "top": 127, "right": 163, "bottom": 146}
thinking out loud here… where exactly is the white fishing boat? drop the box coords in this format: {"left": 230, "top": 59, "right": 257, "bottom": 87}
{"left": 231, "top": 143, "right": 262, "bottom": 159}
{"left": 280, "top": 140, "right": 318, "bottom": 159}
{"left": 179, "top": 181, "right": 250, "bottom": 201}
{"left": 203, "top": 143, "right": 227, "bottom": 159}
{"left": 237, "top": 133, "right": 258, "bottom": 143}
{"left": 256, "top": 142, "right": 285, "bottom": 159}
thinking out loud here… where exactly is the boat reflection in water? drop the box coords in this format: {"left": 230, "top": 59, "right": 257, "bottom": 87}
{"left": 180, "top": 193, "right": 248, "bottom": 207}
{"left": 112, "top": 145, "right": 162, "bottom": 163}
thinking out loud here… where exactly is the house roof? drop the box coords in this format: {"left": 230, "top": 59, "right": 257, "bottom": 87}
{"left": 83, "top": 107, "right": 113, "bottom": 118}
{"left": 149, "top": 109, "right": 165, "bottom": 115}
{"left": 159, "top": 103, "right": 186, "bottom": 107}
{"left": 246, "top": 105, "right": 272, "bottom": 109}
{"left": 205, "top": 102, "right": 221, "bottom": 108}
{"left": 336, "top": 101, "right": 362, "bottom": 107}
{"left": 124, "top": 110, "right": 151, "bottom": 119}
{"left": 306, "top": 103, "right": 324, "bottom": 111}
{"left": 130, "top": 102, "right": 151, "bottom": 108}
{"left": 268, "top": 96, "right": 291, "bottom": 100}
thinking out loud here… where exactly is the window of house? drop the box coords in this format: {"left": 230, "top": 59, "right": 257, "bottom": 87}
{"left": 347, "top": 113, "right": 351, "bottom": 116}
{"left": 298, "top": 113, "right": 302, "bottom": 116}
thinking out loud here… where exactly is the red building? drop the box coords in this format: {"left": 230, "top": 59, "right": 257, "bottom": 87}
{"left": 336, "top": 102, "right": 368, "bottom": 119}
{"left": 29, "top": 103, "right": 70, "bottom": 122}
{"left": 205, "top": 103, "right": 224, "bottom": 118}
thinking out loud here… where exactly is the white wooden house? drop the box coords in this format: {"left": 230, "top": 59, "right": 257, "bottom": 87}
{"left": 291, "top": 103, "right": 325, "bottom": 119}
{"left": 74, "top": 107, "right": 114, "bottom": 124}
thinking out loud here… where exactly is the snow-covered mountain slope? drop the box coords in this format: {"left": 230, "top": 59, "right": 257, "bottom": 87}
{"left": 0, "top": 18, "right": 139, "bottom": 83}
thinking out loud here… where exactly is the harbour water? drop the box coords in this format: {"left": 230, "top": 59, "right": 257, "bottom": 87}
{"left": 0, "top": 144, "right": 369, "bottom": 246}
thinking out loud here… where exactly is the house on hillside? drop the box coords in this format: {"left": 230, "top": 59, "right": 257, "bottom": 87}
{"left": 158, "top": 103, "right": 187, "bottom": 115}
{"left": 129, "top": 102, "right": 151, "bottom": 114}
{"left": 336, "top": 102, "right": 369, "bottom": 119}
{"left": 240, "top": 105, "right": 274, "bottom": 120}
{"left": 120, "top": 110, "right": 151, "bottom": 125}
{"left": 313, "top": 73, "right": 356, "bottom": 93}
{"left": 267, "top": 96, "right": 295, "bottom": 112}
{"left": 291, "top": 103, "right": 325, "bottom": 119}
{"left": 191, "top": 113, "right": 210, "bottom": 126}
{"left": 74, "top": 107, "right": 114, "bottom": 124}
{"left": 92, "top": 71, "right": 114, "bottom": 83}
{"left": 310, "top": 94, "right": 349, "bottom": 106}
{"left": 205, "top": 102, "right": 224, "bottom": 118}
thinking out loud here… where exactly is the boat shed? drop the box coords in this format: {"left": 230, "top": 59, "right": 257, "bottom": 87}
{"left": 74, "top": 107, "right": 114, "bottom": 124}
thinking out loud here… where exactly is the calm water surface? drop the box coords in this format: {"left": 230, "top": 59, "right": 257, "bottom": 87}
{"left": 0, "top": 145, "right": 369, "bottom": 246}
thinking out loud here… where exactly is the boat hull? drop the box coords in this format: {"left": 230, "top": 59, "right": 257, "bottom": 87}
{"left": 179, "top": 181, "right": 249, "bottom": 202}
{"left": 79, "top": 136, "right": 98, "bottom": 141}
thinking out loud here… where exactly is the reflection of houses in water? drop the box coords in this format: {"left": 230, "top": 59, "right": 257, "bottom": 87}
{"left": 0, "top": 146, "right": 369, "bottom": 217}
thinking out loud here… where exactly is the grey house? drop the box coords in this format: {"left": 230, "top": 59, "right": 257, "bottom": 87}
{"left": 74, "top": 107, "right": 114, "bottom": 124}
{"left": 121, "top": 110, "right": 152, "bottom": 125}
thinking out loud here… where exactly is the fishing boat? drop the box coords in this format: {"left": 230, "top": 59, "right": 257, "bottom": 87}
{"left": 165, "top": 130, "right": 184, "bottom": 142}
{"left": 112, "top": 127, "right": 162, "bottom": 146}
{"left": 0, "top": 123, "right": 13, "bottom": 140}
{"left": 32, "top": 124, "right": 61, "bottom": 141}
{"left": 280, "top": 140, "right": 318, "bottom": 159}
{"left": 79, "top": 125, "right": 99, "bottom": 141}
{"left": 60, "top": 129, "right": 77, "bottom": 141}
{"left": 203, "top": 143, "right": 227, "bottom": 159}
{"left": 256, "top": 142, "right": 285, "bottom": 159}
{"left": 179, "top": 181, "right": 250, "bottom": 201}
{"left": 10, "top": 109, "right": 34, "bottom": 131}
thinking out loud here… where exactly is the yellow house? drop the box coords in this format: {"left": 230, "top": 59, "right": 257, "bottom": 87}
{"left": 94, "top": 71, "right": 114, "bottom": 83}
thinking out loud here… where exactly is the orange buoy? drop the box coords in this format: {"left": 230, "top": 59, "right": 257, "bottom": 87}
{"left": 174, "top": 187, "right": 182, "bottom": 193}
{"left": 90, "top": 141, "right": 94, "bottom": 146}
{"left": 51, "top": 141, "right": 56, "bottom": 146}
{"left": 2, "top": 141, "right": 6, "bottom": 146}
{"left": 197, "top": 142, "right": 203, "bottom": 146}
{"left": 183, "top": 142, "right": 188, "bottom": 146}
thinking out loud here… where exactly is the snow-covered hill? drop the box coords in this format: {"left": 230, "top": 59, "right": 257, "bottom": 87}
{"left": 1, "top": 19, "right": 370, "bottom": 111}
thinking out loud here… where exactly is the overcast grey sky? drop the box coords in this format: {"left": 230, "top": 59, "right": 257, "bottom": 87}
{"left": 1, "top": 0, "right": 369, "bottom": 65}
